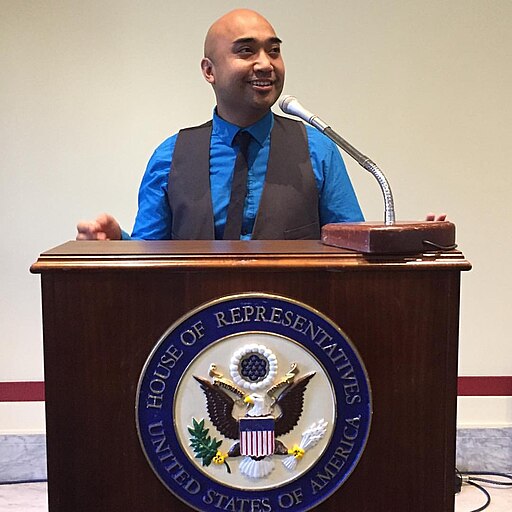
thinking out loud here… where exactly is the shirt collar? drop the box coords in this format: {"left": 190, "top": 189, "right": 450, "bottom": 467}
{"left": 212, "top": 109, "right": 274, "bottom": 147}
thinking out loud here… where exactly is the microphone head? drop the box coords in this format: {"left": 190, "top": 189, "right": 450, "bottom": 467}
{"left": 278, "top": 95, "right": 315, "bottom": 125}
{"left": 278, "top": 95, "right": 297, "bottom": 114}
{"left": 278, "top": 95, "right": 328, "bottom": 132}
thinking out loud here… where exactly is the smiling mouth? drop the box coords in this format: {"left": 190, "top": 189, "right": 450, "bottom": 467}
{"left": 249, "top": 80, "right": 274, "bottom": 88}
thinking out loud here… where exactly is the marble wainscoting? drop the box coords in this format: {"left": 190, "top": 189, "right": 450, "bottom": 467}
{"left": 0, "top": 429, "right": 510, "bottom": 483}
{"left": 456, "top": 427, "right": 512, "bottom": 473}
{"left": 0, "top": 435, "right": 47, "bottom": 483}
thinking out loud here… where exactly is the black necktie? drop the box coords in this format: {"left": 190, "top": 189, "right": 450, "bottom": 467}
{"left": 223, "top": 131, "right": 252, "bottom": 240}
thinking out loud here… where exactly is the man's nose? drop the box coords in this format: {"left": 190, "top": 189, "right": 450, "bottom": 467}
{"left": 254, "top": 50, "right": 273, "bottom": 72}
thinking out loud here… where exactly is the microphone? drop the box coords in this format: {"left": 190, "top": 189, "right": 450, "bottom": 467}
{"left": 279, "top": 96, "right": 329, "bottom": 132}
{"left": 278, "top": 95, "right": 456, "bottom": 254}
{"left": 279, "top": 95, "right": 396, "bottom": 225}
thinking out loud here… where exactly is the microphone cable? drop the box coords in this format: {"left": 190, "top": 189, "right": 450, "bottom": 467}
{"left": 456, "top": 468, "right": 512, "bottom": 512}
{"left": 0, "top": 478, "right": 47, "bottom": 485}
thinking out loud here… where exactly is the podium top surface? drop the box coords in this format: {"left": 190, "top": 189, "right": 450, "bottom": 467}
{"left": 31, "top": 240, "right": 471, "bottom": 273}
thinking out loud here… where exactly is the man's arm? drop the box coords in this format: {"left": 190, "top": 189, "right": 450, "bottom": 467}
{"left": 306, "top": 126, "right": 364, "bottom": 225}
{"left": 75, "top": 135, "right": 176, "bottom": 241}
{"left": 130, "top": 136, "right": 177, "bottom": 240}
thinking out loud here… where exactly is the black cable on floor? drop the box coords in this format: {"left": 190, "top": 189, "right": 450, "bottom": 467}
{"left": 0, "top": 479, "right": 47, "bottom": 485}
{"left": 462, "top": 471, "right": 512, "bottom": 486}
{"left": 465, "top": 481, "right": 491, "bottom": 512}
{"left": 456, "top": 468, "right": 512, "bottom": 512}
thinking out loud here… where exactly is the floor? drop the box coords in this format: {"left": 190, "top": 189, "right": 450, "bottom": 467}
{"left": 0, "top": 481, "right": 511, "bottom": 511}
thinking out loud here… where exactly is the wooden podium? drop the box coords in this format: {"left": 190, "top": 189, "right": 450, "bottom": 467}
{"left": 31, "top": 240, "right": 471, "bottom": 511}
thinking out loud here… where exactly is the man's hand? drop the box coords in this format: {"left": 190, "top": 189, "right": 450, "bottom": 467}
{"left": 425, "top": 213, "right": 447, "bottom": 222}
{"left": 76, "top": 213, "right": 122, "bottom": 240}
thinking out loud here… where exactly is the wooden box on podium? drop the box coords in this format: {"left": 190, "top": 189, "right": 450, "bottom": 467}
{"left": 31, "top": 240, "right": 470, "bottom": 511}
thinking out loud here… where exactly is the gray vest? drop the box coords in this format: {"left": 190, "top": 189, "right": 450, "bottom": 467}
{"left": 167, "top": 115, "right": 320, "bottom": 240}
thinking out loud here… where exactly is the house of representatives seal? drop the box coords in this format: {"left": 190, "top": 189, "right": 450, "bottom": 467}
{"left": 136, "top": 293, "right": 372, "bottom": 511}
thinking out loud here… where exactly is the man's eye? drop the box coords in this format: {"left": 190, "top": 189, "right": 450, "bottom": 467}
{"left": 269, "top": 46, "right": 281, "bottom": 55}
{"left": 238, "top": 47, "right": 253, "bottom": 54}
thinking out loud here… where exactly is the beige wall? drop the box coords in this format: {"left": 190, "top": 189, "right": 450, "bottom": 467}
{"left": 1, "top": 0, "right": 511, "bottom": 432}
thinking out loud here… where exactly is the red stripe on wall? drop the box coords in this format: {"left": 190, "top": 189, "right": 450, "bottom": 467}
{"left": 457, "top": 376, "right": 512, "bottom": 397}
{"left": 0, "top": 381, "right": 45, "bottom": 402}
{"left": 0, "top": 378, "right": 511, "bottom": 401}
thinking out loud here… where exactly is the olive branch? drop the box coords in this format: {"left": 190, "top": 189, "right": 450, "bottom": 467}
{"left": 188, "top": 418, "right": 231, "bottom": 473}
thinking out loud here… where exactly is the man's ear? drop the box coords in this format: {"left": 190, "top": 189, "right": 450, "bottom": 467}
{"left": 201, "top": 57, "right": 215, "bottom": 84}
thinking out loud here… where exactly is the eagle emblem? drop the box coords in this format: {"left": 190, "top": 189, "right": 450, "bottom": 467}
{"left": 189, "top": 344, "right": 327, "bottom": 478}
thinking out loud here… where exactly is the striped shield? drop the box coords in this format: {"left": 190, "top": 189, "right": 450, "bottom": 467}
{"left": 239, "top": 416, "right": 275, "bottom": 457}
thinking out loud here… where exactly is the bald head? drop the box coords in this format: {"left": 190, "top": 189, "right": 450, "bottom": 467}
{"left": 204, "top": 9, "right": 277, "bottom": 61}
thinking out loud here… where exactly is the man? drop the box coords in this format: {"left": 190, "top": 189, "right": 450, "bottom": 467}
{"left": 76, "top": 9, "right": 364, "bottom": 241}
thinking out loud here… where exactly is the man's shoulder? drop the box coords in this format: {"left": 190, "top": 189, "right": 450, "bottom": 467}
{"left": 303, "top": 124, "right": 338, "bottom": 156}
{"left": 178, "top": 120, "right": 213, "bottom": 134}
{"left": 273, "top": 115, "right": 335, "bottom": 150}
{"left": 154, "top": 120, "right": 213, "bottom": 152}
{"left": 152, "top": 133, "right": 178, "bottom": 157}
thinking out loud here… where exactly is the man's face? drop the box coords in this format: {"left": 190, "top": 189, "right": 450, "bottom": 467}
{"left": 202, "top": 11, "right": 285, "bottom": 127}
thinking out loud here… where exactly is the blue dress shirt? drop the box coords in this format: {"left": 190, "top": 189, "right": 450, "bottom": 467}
{"left": 130, "top": 110, "right": 363, "bottom": 240}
